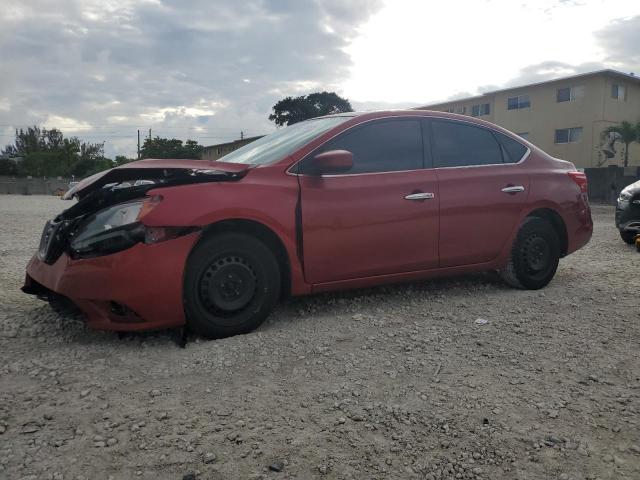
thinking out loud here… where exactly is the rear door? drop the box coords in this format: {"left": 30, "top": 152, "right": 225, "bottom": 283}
{"left": 429, "top": 119, "right": 530, "bottom": 267}
{"left": 297, "top": 117, "right": 440, "bottom": 284}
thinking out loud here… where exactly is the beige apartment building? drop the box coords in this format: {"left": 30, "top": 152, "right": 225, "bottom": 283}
{"left": 202, "top": 135, "right": 264, "bottom": 161}
{"left": 416, "top": 69, "right": 640, "bottom": 168}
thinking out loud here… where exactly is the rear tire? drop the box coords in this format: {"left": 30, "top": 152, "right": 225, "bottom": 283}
{"left": 620, "top": 230, "right": 636, "bottom": 244}
{"left": 500, "top": 217, "right": 560, "bottom": 290}
{"left": 184, "top": 233, "right": 281, "bottom": 339}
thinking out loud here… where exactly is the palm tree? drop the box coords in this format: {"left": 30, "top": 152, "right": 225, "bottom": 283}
{"left": 602, "top": 121, "right": 639, "bottom": 167}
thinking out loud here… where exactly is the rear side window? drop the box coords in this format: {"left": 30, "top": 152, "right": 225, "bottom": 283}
{"left": 431, "top": 120, "right": 503, "bottom": 167}
{"left": 495, "top": 132, "right": 528, "bottom": 163}
{"left": 306, "top": 119, "right": 422, "bottom": 174}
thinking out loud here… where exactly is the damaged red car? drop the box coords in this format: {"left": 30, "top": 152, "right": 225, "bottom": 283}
{"left": 23, "top": 111, "right": 592, "bottom": 338}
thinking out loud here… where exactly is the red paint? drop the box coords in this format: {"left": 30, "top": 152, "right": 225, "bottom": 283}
{"left": 25, "top": 110, "right": 592, "bottom": 331}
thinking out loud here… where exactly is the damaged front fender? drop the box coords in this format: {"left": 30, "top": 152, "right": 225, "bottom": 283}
{"left": 41, "top": 158, "right": 250, "bottom": 265}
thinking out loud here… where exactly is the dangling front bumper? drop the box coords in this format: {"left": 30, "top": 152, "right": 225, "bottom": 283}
{"left": 23, "top": 232, "right": 200, "bottom": 331}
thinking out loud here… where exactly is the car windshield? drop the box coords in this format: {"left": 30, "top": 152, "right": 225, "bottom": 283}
{"left": 218, "top": 116, "right": 353, "bottom": 165}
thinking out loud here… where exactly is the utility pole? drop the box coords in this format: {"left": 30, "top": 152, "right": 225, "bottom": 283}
{"left": 137, "top": 130, "right": 140, "bottom": 159}
{"left": 240, "top": 131, "right": 244, "bottom": 140}
{"left": 148, "top": 128, "right": 151, "bottom": 141}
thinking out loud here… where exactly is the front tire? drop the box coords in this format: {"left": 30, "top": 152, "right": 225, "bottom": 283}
{"left": 184, "top": 233, "right": 281, "bottom": 339}
{"left": 620, "top": 230, "right": 636, "bottom": 244}
{"left": 500, "top": 217, "right": 560, "bottom": 290}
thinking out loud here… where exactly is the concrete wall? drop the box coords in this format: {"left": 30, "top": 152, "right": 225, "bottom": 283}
{"left": 0, "top": 176, "right": 71, "bottom": 195}
{"left": 585, "top": 166, "right": 640, "bottom": 203}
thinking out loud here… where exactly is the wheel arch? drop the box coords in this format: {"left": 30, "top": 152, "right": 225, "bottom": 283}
{"left": 525, "top": 207, "right": 568, "bottom": 257}
{"left": 196, "top": 218, "right": 292, "bottom": 298}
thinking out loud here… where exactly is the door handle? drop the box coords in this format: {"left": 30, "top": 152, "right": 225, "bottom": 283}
{"left": 501, "top": 185, "right": 525, "bottom": 194}
{"left": 404, "top": 192, "right": 435, "bottom": 201}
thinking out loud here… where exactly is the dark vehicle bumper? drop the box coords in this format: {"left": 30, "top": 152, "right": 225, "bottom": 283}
{"left": 23, "top": 232, "right": 200, "bottom": 331}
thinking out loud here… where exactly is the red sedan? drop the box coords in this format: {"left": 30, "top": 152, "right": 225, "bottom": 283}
{"left": 23, "top": 111, "right": 592, "bottom": 338}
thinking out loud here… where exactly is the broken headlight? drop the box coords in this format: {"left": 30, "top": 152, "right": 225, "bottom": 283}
{"left": 70, "top": 197, "right": 160, "bottom": 257}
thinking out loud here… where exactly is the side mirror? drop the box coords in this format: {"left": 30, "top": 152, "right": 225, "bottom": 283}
{"left": 311, "top": 150, "right": 353, "bottom": 175}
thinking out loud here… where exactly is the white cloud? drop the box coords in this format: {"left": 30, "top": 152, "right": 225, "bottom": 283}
{"left": 42, "top": 115, "right": 92, "bottom": 131}
{"left": 0, "top": 0, "right": 383, "bottom": 157}
{"left": 344, "top": 0, "right": 640, "bottom": 104}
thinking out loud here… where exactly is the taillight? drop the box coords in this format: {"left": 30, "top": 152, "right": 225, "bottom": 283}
{"left": 568, "top": 171, "right": 587, "bottom": 193}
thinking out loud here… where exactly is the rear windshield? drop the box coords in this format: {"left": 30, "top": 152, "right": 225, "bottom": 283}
{"left": 219, "top": 116, "right": 352, "bottom": 166}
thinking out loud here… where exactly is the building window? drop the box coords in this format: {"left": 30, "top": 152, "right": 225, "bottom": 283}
{"left": 557, "top": 86, "right": 585, "bottom": 102}
{"left": 445, "top": 106, "right": 466, "bottom": 114}
{"left": 507, "top": 95, "right": 530, "bottom": 110}
{"left": 611, "top": 84, "right": 626, "bottom": 100}
{"left": 557, "top": 87, "right": 571, "bottom": 102}
{"left": 555, "top": 127, "right": 583, "bottom": 144}
{"left": 471, "top": 103, "right": 490, "bottom": 117}
{"left": 516, "top": 132, "right": 530, "bottom": 140}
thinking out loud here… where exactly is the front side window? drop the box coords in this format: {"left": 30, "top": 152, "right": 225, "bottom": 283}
{"left": 507, "top": 94, "right": 531, "bottom": 110}
{"left": 300, "top": 119, "right": 423, "bottom": 174}
{"left": 431, "top": 120, "right": 503, "bottom": 167}
{"left": 555, "top": 127, "right": 583, "bottom": 144}
{"left": 220, "top": 115, "right": 352, "bottom": 165}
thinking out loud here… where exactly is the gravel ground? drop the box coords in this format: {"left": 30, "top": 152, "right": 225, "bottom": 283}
{"left": 1, "top": 194, "right": 639, "bottom": 480}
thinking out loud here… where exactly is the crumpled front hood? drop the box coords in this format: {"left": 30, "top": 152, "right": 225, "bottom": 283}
{"left": 64, "top": 158, "right": 251, "bottom": 200}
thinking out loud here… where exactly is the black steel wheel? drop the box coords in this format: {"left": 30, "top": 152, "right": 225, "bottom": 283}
{"left": 184, "top": 233, "right": 281, "bottom": 338}
{"left": 500, "top": 217, "right": 560, "bottom": 290}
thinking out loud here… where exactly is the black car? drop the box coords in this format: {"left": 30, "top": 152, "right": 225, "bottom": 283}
{"left": 616, "top": 180, "right": 640, "bottom": 244}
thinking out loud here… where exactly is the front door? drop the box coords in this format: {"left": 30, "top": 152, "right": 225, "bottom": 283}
{"left": 297, "top": 118, "right": 439, "bottom": 284}
{"left": 429, "top": 119, "right": 530, "bottom": 267}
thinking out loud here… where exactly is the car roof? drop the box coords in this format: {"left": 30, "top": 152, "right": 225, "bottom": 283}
{"left": 322, "top": 109, "right": 521, "bottom": 137}
{"left": 323, "top": 109, "right": 486, "bottom": 122}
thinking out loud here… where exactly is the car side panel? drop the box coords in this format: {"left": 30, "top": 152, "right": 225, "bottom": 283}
{"left": 436, "top": 164, "right": 530, "bottom": 267}
{"left": 299, "top": 170, "right": 440, "bottom": 283}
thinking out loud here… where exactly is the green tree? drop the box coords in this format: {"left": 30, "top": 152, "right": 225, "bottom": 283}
{"left": 2, "top": 126, "right": 108, "bottom": 177}
{"left": 602, "top": 121, "right": 639, "bottom": 167}
{"left": 140, "top": 137, "right": 203, "bottom": 159}
{"left": 0, "top": 158, "right": 18, "bottom": 176}
{"left": 269, "top": 91, "right": 353, "bottom": 126}
{"left": 114, "top": 155, "right": 134, "bottom": 166}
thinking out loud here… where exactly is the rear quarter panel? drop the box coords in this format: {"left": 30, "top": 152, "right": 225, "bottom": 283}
{"left": 523, "top": 153, "right": 592, "bottom": 255}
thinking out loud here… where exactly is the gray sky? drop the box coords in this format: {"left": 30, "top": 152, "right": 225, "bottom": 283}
{"left": 0, "top": 0, "right": 638, "bottom": 158}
